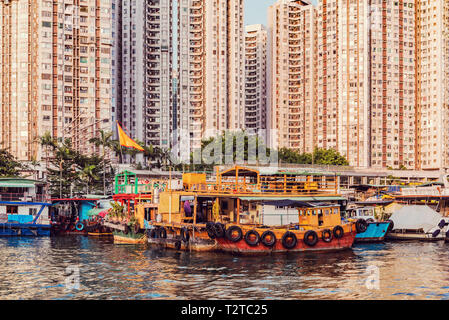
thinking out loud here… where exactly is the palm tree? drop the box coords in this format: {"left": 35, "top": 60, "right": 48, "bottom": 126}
{"left": 78, "top": 164, "right": 99, "bottom": 195}
{"left": 37, "top": 132, "right": 56, "bottom": 178}
{"left": 89, "top": 130, "right": 114, "bottom": 195}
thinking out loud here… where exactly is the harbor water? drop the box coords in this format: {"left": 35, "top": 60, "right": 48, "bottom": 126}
{"left": 1, "top": 236, "right": 449, "bottom": 300}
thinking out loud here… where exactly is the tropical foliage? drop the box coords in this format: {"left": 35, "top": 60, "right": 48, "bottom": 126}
{"left": 40, "top": 134, "right": 115, "bottom": 198}
{"left": 279, "top": 147, "right": 350, "bottom": 166}
{"left": 0, "top": 148, "right": 25, "bottom": 177}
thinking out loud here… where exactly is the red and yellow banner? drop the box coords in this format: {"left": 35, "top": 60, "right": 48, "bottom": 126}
{"left": 117, "top": 122, "right": 144, "bottom": 151}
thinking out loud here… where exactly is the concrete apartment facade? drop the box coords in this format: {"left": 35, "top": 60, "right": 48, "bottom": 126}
{"left": 267, "top": 0, "right": 449, "bottom": 170}
{"left": 177, "top": 0, "right": 245, "bottom": 162}
{"left": 267, "top": 0, "right": 370, "bottom": 166}
{"left": 368, "top": 0, "right": 417, "bottom": 169}
{"left": 415, "top": 0, "right": 449, "bottom": 170}
{"left": 113, "top": 0, "right": 173, "bottom": 156}
{"left": 0, "top": 0, "right": 113, "bottom": 161}
{"left": 267, "top": 0, "right": 315, "bottom": 153}
{"left": 244, "top": 24, "right": 267, "bottom": 137}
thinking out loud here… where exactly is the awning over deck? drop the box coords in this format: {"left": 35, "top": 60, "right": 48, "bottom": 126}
{"left": 219, "top": 166, "right": 259, "bottom": 177}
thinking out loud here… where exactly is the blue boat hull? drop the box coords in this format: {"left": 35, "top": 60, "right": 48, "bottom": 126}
{"left": 0, "top": 223, "right": 51, "bottom": 237}
{"left": 355, "top": 222, "right": 391, "bottom": 243}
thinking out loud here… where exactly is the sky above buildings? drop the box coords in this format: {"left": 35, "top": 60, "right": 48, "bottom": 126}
{"left": 244, "top": 0, "right": 275, "bottom": 26}
{"left": 244, "top": 0, "right": 318, "bottom": 26}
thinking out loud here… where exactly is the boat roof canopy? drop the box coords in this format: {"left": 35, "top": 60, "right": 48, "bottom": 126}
{"left": 0, "top": 178, "right": 43, "bottom": 188}
{"left": 219, "top": 166, "right": 259, "bottom": 178}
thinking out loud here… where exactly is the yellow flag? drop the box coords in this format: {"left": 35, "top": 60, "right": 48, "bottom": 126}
{"left": 117, "top": 122, "right": 144, "bottom": 151}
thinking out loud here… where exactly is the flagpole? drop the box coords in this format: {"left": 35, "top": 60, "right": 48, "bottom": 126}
{"left": 117, "top": 121, "right": 124, "bottom": 164}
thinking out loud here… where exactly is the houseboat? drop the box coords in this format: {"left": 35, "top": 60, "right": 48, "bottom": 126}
{"left": 143, "top": 166, "right": 362, "bottom": 254}
{"left": 0, "top": 178, "right": 52, "bottom": 236}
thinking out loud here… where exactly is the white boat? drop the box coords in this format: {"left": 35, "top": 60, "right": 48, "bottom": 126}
{"left": 386, "top": 205, "right": 448, "bottom": 241}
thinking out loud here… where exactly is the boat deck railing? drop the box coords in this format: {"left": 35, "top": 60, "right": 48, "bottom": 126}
{"left": 184, "top": 180, "right": 338, "bottom": 195}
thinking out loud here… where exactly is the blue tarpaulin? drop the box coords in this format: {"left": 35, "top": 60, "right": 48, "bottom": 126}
{"left": 7, "top": 215, "right": 34, "bottom": 224}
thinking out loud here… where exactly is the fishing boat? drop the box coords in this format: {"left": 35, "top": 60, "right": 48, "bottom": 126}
{"left": 0, "top": 178, "right": 52, "bottom": 236}
{"left": 386, "top": 205, "right": 449, "bottom": 241}
{"left": 211, "top": 202, "right": 360, "bottom": 255}
{"left": 145, "top": 166, "right": 361, "bottom": 254}
{"left": 345, "top": 206, "right": 392, "bottom": 243}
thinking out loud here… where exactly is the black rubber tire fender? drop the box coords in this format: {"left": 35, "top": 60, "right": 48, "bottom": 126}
{"left": 158, "top": 227, "right": 167, "bottom": 239}
{"left": 321, "top": 229, "right": 333, "bottom": 243}
{"left": 214, "top": 223, "right": 226, "bottom": 238}
{"left": 281, "top": 231, "right": 297, "bottom": 249}
{"left": 206, "top": 222, "right": 216, "bottom": 239}
{"left": 181, "top": 227, "right": 190, "bottom": 243}
{"left": 244, "top": 230, "right": 261, "bottom": 247}
{"left": 356, "top": 219, "right": 368, "bottom": 234}
{"left": 149, "top": 228, "right": 158, "bottom": 239}
{"left": 261, "top": 230, "right": 277, "bottom": 247}
{"left": 432, "top": 229, "right": 441, "bottom": 238}
{"left": 333, "top": 225, "right": 344, "bottom": 239}
{"left": 303, "top": 230, "right": 319, "bottom": 247}
{"left": 225, "top": 226, "right": 243, "bottom": 243}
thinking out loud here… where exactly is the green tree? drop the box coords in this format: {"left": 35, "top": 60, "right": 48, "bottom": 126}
{"left": 312, "top": 148, "right": 349, "bottom": 166}
{"left": 37, "top": 131, "right": 56, "bottom": 172}
{"left": 89, "top": 130, "right": 115, "bottom": 195}
{"left": 46, "top": 138, "right": 81, "bottom": 198}
{"left": 78, "top": 164, "right": 99, "bottom": 195}
{"left": 0, "top": 149, "right": 24, "bottom": 177}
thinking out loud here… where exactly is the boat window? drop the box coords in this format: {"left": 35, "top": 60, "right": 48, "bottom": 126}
{"left": 313, "top": 210, "right": 318, "bottom": 216}
{"left": 325, "top": 209, "right": 329, "bottom": 215}
{"left": 6, "top": 206, "right": 18, "bottom": 214}
{"left": 307, "top": 210, "right": 311, "bottom": 216}
{"left": 333, "top": 208, "right": 339, "bottom": 214}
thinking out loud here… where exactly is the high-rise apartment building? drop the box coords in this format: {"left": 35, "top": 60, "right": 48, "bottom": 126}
{"left": 177, "top": 0, "right": 244, "bottom": 161}
{"left": 317, "top": 0, "right": 370, "bottom": 168}
{"left": 0, "top": 0, "right": 113, "bottom": 161}
{"left": 268, "top": 0, "right": 370, "bottom": 166}
{"left": 114, "top": 0, "right": 173, "bottom": 155}
{"left": 415, "top": 0, "right": 449, "bottom": 170}
{"left": 244, "top": 24, "right": 267, "bottom": 137}
{"left": 267, "top": 0, "right": 315, "bottom": 153}
{"left": 368, "top": 0, "right": 416, "bottom": 169}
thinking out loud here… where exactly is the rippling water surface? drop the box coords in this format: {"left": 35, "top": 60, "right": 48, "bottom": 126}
{"left": 0, "top": 236, "right": 449, "bottom": 300}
